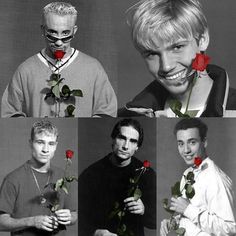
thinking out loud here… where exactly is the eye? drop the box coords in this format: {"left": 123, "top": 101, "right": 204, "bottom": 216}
{"left": 189, "top": 140, "right": 197, "bottom": 145}
{"left": 49, "top": 142, "right": 57, "bottom": 146}
{"left": 177, "top": 142, "right": 184, "bottom": 147}
{"left": 172, "top": 44, "right": 185, "bottom": 51}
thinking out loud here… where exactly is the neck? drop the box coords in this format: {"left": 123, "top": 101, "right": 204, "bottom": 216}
{"left": 29, "top": 159, "right": 50, "bottom": 173}
{"left": 110, "top": 153, "right": 131, "bottom": 167}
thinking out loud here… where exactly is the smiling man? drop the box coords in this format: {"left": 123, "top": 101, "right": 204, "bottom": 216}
{"left": 78, "top": 119, "right": 156, "bottom": 236}
{"left": 160, "top": 118, "right": 236, "bottom": 236}
{"left": 0, "top": 120, "right": 77, "bottom": 235}
{"left": 119, "top": 0, "right": 236, "bottom": 117}
{"left": 1, "top": 2, "right": 117, "bottom": 117}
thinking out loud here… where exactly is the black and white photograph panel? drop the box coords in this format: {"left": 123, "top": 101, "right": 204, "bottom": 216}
{"left": 0, "top": 118, "right": 78, "bottom": 236}
{"left": 157, "top": 118, "right": 236, "bottom": 236}
{"left": 77, "top": 118, "right": 157, "bottom": 236}
{"left": 110, "top": 0, "right": 236, "bottom": 117}
{"left": 0, "top": 1, "right": 117, "bottom": 117}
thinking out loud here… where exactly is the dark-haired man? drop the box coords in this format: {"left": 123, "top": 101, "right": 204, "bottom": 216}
{"left": 160, "top": 118, "right": 236, "bottom": 235}
{"left": 78, "top": 119, "right": 156, "bottom": 236}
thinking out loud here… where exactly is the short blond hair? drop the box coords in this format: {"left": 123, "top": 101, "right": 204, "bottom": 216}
{"left": 127, "top": 0, "right": 208, "bottom": 52}
{"left": 42, "top": 2, "right": 77, "bottom": 25}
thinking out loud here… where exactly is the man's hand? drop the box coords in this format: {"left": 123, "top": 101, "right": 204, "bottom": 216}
{"left": 94, "top": 229, "right": 118, "bottom": 236}
{"left": 33, "top": 215, "right": 58, "bottom": 232}
{"left": 124, "top": 197, "right": 145, "bottom": 215}
{"left": 54, "top": 209, "right": 72, "bottom": 225}
{"left": 170, "top": 197, "right": 190, "bottom": 214}
{"left": 160, "top": 219, "right": 170, "bottom": 236}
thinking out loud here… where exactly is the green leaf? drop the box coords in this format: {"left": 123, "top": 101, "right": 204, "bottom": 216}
{"left": 186, "top": 171, "right": 194, "bottom": 181}
{"left": 66, "top": 104, "right": 75, "bottom": 117}
{"left": 55, "top": 178, "right": 64, "bottom": 191}
{"left": 50, "top": 73, "right": 60, "bottom": 81}
{"left": 51, "top": 204, "right": 60, "bottom": 212}
{"left": 169, "top": 99, "right": 182, "bottom": 111}
{"left": 52, "top": 85, "right": 60, "bottom": 98}
{"left": 162, "top": 198, "right": 175, "bottom": 214}
{"left": 117, "top": 210, "right": 125, "bottom": 220}
{"left": 171, "top": 181, "right": 182, "bottom": 197}
{"left": 185, "top": 184, "right": 195, "bottom": 199}
{"left": 62, "top": 186, "right": 68, "bottom": 194}
{"left": 133, "top": 187, "right": 142, "bottom": 201}
{"left": 175, "top": 227, "right": 186, "bottom": 236}
{"left": 48, "top": 80, "right": 58, "bottom": 87}
{"left": 61, "top": 84, "right": 70, "bottom": 96}
{"left": 127, "top": 186, "right": 135, "bottom": 197}
{"left": 184, "top": 110, "right": 199, "bottom": 117}
{"left": 129, "top": 178, "right": 135, "bottom": 183}
{"left": 65, "top": 175, "right": 78, "bottom": 182}
{"left": 72, "top": 89, "right": 83, "bottom": 97}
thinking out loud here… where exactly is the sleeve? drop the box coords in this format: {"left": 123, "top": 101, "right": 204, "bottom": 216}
{"left": 179, "top": 217, "right": 211, "bottom": 236}
{"left": 183, "top": 172, "right": 236, "bottom": 235}
{"left": 1, "top": 69, "right": 27, "bottom": 117}
{"left": 92, "top": 64, "right": 117, "bottom": 117}
{"left": 141, "top": 168, "right": 156, "bottom": 229}
{"left": 0, "top": 178, "right": 17, "bottom": 214}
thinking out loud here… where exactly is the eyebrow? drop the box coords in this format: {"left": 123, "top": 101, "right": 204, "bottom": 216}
{"left": 117, "top": 134, "right": 138, "bottom": 143}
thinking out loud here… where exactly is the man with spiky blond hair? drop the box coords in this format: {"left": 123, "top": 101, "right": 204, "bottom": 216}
{"left": 2, "top": 2, "right": 117, "bottom": 118}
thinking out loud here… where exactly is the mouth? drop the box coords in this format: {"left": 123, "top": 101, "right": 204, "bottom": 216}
{"left": 184, "top": 155, "right": 194, "bottom": 161}
{"left": 159, "top": 69, "right": 194, "bottom": 84}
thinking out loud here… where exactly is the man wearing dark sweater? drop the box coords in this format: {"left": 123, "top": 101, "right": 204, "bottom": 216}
{"left": 78, "top": 119, "right": 156, "bottom": 236}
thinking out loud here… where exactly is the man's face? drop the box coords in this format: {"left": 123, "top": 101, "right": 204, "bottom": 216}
{"left": 142, "top": 35, "right": 208, "bottom": 96}
{"left": 112, "top": 126, "right": 139, "bottom": 162}
{"left": 30, "top": 132, "right": 58, "bottom": 165}
{"left": 42, "top": 12, "right": 77, "bottom": 57}
{"left": 176, "top": 128, "right": 206, "bottom": 166}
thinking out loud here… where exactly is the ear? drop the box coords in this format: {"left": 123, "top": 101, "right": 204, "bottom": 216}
{"left": 198, "top": 30, "right": 210, "bottom": 51}
{"left": 203, "top": 138, "right": 208, "bottom": 148}
{"left": 73, "top": 25, "right": 78, "bottom": 35}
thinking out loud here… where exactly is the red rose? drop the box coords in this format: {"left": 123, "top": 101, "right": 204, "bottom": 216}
{"left": 194, "top": 157, "right": 202, "bottom": 167}
{"left": 192, "top": 53, "right": 210, "bottom": 71}
{"left": 143, "top": 160, "right": 151, "bottom": 168}
{"left": 54, "top": 50, "right": 65, "bottom": 60}
{"left": 66, "top": 150, "right": 74, "bottom": 159}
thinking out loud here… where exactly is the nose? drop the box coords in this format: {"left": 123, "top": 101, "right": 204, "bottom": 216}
{"left": 54, "top": 39, "right": 63, "bottom": 47}
{"left": 159, "top": 52, "right": 174, "bottom": 73}
{"left": 122, "top": 140, "right": 129, "bottom": 150}
{"left": 184, "top": 143, "right": 190, "bottom": 153}
{"left": 42, "top": 143, "right": 49, "bottom": 153}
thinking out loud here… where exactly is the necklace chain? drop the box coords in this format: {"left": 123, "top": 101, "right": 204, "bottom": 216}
{"left": 40, "top": 48, "right": 76, "bottom": 73}
{"left": 30, "top": 168, "right": 51, "bottom": 204}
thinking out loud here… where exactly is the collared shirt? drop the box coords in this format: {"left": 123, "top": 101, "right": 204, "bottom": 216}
{"left": 179, "top": 157, "right": 236, "bottom": 236}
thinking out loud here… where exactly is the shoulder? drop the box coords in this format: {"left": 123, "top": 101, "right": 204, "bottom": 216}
{"left": 125, "top": 80, "right": 169, "bottom": 110}
{"left": 200, "top": 158, "right": 232, "bottom": 189}
{"left": 79, "top": 155, "right": 109, "bottom": 178}
{"left": 76, "top": 51, "right": 105, "bottom": 70}
{"left": 3, "top": 163, "right": 28, "bottom": 183}
{"left": 16, "top": 54, "right": 40, "bottom": 72}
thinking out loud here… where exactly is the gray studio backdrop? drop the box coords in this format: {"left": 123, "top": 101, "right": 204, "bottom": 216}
{"left": 0, "top": 0, "right": 235, "bottom": 111}
{"left": 77, "top": 117, "right": 157, "bottom": 236}
{"left": 0, "top": 118, "right": 78, "bottom": 236}
{"left": 157, "top": 118, "right": 236, "bottom": 235}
